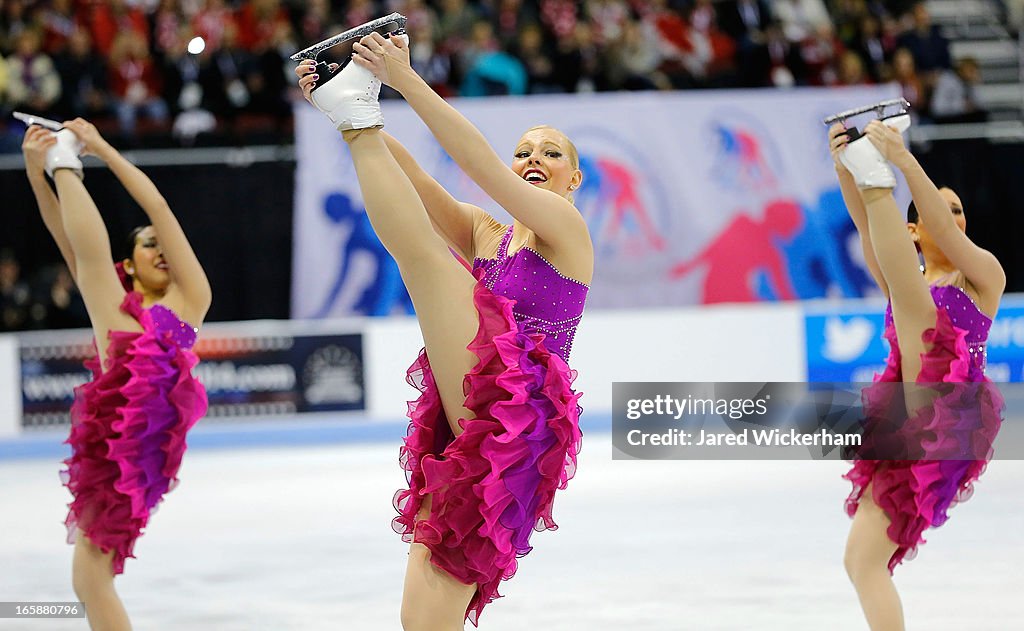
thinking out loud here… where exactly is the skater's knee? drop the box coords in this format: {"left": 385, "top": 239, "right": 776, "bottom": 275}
{"left": 72, "top": 536, "right": 114, "bottom": 600}
{"left": 72, "top": 562, "right": 109, "bottom": 602}
{"left": 844, "top": 538, "right": 890, "bottom": 583}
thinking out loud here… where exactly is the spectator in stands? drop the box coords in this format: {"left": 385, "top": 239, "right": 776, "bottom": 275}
{"left": 690, "top": 0, "right": 738, "bottom": 86}
{"left": 892, "top": 46, "right": 926, "bottom": 113}
{"left": 4, "top": 28, "right": 62, "bottom": 114}
{"left": 53, "top": 28, "right": 109, "bottom": 120}
{"left": 850, "top": 13, "right": 892, "bottom": 82}
{"left": 931, "top": 56, "right": 988, "bottom": 123}
{"left": 85, "top": 0, "right": 149, "bottom": 57}
{"left": 457, "top": 19, "right": 499, "bottom": 79}
{"left": 241, "top": 19, "right": 290, "bottom": 124}
{"left": 235, "top": 0, "right": 289, "bottom": 52}
{"left": 461, "top": 48, "right": 529, "bottom": 97}
{"left": 152, "top": 0, "right": 185, "bottom": 60}
{"left": 193, "top": 0, "right": 235, "bottom": 54}
{"left": 403, "top": 0, "right": 441, "bottom": 43}
{"left": 408, "top": 19, "right": 453, "bottom": 97}
{"left": 799, "top": 23, "right": 843, "bottom": 85}
{"left": 719, "top": 0, "right": 772, "bottom": 47}
{"left": 298, "top": 0, "right": 330, "bottom": 44}
{"left": 109, "top": 31, "right": 168, "bottom": 136}
{"left": 540, "top": 0, "right": 580, "bottom": 42}
{"left": 646, "top": 0, "right": 712, "bottom": 89}
{"left": 344, "top": 0, "right": 377, "bottom": 31}
{"left": 39, "top": 264, "right": 88, "bottom": 330}
{"left": 606, "top": 17, "right": 671, "bottom": 90}
{"left": 837, "top": 49, "right": 870, "bottom": 85}
{"left": 155, "top": 23, "right": 196, "bottom": 116}
{"left": 740, "top": 19, "right": 807, "bottom": 87}
{"left": 514, "top": 21, "right": 560, "bottom": 94}
{"left": 0, "top": 0, "right": 33, "bottom": 55}
{"left": 720, "top": 0, "right": 773, "bottom": 87}
{"left": 199, "top": 23, "right": 253, "bottom": 120}
{"left": 552, "top": 21, "right": 606, "bottom": 93}
{"left": 39, "top": 0, "right": 77, "bottom": 56}
{"left": 585, "top": 0, "right": 629, "bottom": 47}
{"left": 437, "top": 0, "right": 481, "bottom": 55}
{"left": 896, "top": 1, "right": 951, "bottom": 77}
{"left": 0, "top": 249, "right": 31, "bottom": 332}
{"left": 773, "top": 0, "right": 833, "bottom": 43}
{"left": 830, "top": 0, "right": 867, "bottom": 43}
{"left": 460, "top": 20, "right": 529, "bottom": 97}
{"left": 492, "top": 0, "right": 540, "bottom": 49}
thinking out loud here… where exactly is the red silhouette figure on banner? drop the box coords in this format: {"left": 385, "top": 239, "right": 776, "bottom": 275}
{"left": 595, "top": 158, "right": 667, "bottom": 250}
{"left": 670, "top": 200, "right": 803, "bottom": 303}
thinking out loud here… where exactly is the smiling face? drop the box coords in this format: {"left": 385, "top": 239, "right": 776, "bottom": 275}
{"left": 511, "top": 126, "right": 582, "bottom": 200}
{"left": 123, "top": 226, "right": 172, "bottom": 293}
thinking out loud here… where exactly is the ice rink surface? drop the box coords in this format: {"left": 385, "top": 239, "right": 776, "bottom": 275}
{"left": 2, "top": 429, "right": 1021, "bottom": 630}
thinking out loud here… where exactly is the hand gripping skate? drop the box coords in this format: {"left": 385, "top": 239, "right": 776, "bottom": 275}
{"left": 823, "top": 99, "right": 911, "bottom": 189}
{"left": 13, "top": 111, "right": 84, "bottom": 180}
{"left": 291, "top": 14, "right": 408, "bottom": 130}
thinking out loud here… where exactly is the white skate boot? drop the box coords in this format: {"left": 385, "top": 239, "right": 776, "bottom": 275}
{"left": 824, "top": 99, "right": 912, "bottom": 190}
{"left": 839, "top": 131, "right": 896, "bottom": 189}
{"left": 45, "top": 129, "right": 84, "bottom": 180}
{"left": 309, "top": 33, "right": 409, "bottom": 131}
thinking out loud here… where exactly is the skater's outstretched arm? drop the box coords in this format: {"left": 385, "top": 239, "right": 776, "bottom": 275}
{"left": 829, "top": 123, "right": 888, "bottom": 298}
{"left": 355, "top": 34, "right": 590, "bottom": 258}
{"left": 65, "top": 119, "right": 212, "bottom": 322}
{"left": 866, "top": 121, "right": 1005, "bottom": 305}
{"left": 22, "top": 126, "right": 77, "bottom": 280}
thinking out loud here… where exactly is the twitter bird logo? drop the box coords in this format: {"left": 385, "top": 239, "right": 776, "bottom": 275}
{"left": 823, "top": 316, "right": 875, "bottom": 362}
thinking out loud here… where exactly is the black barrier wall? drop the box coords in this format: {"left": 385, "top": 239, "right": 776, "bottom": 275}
{"left": 2, "top": 139, "right": 1022, "bottom": 322}
{"left": 2, "top": 159, "right": 294, "bottom": 322}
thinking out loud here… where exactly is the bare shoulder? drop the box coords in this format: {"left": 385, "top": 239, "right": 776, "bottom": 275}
{"left": 532, "top": 217, "right": 594, "bottom": 286}
{"left": 471, "top": 211, "right": 507, "bottom": 260}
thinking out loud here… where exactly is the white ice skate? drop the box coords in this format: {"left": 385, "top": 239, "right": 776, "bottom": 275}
{"left": 823, "top": 99, "right": 911, "bottom": 190}
{"left": 45, "top": 129, "right": 85, "bottom": 180}
{"left": 13, "top": 112, "right": 85, "bottom": 179}
{"left": 292, "top": 14, "right": 408, "bottom": 131}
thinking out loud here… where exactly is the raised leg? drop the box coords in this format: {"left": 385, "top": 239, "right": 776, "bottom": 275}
{"left": 343, "top": 128, "right": 480, "bottom": 434}
{"left": 860, "top": 188, "right": 936, "bottom": 383}
{"left": 53, "top": 171, "right": 139, "bottom": 364}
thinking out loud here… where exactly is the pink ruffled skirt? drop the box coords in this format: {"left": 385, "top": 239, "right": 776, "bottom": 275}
{"left": 392, "top": 276, "right": 583, "bottom": 625}
{"left": 61, "top": 329, "right": 206, "bottom": 574}
{"left": 844, "top": 308, "right": 1003, "bottom": 572}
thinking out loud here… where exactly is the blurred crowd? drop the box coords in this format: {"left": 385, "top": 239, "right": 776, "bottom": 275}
{"left": 0, "top": 0, "right": 998, "bottom": 150}
{"left": 0, "top": 251, "right": 87, "bottom": 331}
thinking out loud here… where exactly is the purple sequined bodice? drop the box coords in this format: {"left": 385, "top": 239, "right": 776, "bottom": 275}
{"left": 473, "top": 226, "right": 588, "bottom": 362}
{"left": 885, "top": 284, "right": 991, "bottom": 379}
{"left": 122, "top": 292, "right": 198, "bottom": 350}
{"left": 146, "top": 304, "right": 198, "bottom": 350}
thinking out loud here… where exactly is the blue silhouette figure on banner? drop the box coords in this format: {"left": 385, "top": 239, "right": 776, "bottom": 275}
{"left": 755, "top": 187, "right": 875, "bottom": 300}
{"left": 316, "top": 192, "right": 414, "bottom": 317}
